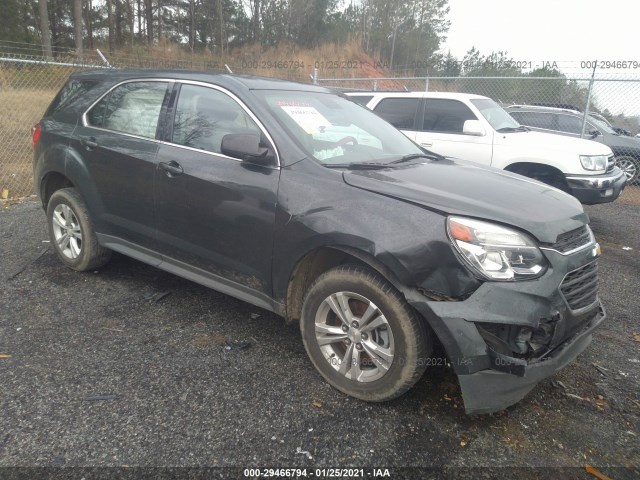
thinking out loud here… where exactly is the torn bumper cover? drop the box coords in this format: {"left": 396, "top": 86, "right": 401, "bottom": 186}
{"left": 457, "top": 306, "right": 604, "bottom": 414}
{"left": 408, "top": 245, "right": 606, "bottom": 414}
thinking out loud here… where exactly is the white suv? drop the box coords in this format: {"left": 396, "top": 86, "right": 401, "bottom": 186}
{"left": 347, "top": 92, "right": 626, "bottom": 204}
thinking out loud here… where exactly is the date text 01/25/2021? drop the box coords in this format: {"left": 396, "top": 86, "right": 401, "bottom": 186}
{"left": 243, "top": 468, "right": 391, "bottom": 477}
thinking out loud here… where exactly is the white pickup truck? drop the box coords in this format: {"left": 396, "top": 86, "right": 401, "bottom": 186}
{"left": 346, "top": 92, "right": 627, "bottom": 204}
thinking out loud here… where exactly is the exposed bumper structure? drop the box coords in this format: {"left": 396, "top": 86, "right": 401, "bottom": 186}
{"left": 409, "top": 243, "right": 606, "bottom": 414}
{"left": 565, "top": 167, "right": 626, "bottom": 204}
{"left": 458, "top": 305, "right": 604, "bottom": 414}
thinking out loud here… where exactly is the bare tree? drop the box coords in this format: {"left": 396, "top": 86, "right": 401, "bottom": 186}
{"left": 73, "top": 0, "right": 83, "bottom": 57}
{"left": 38, "top": 0, "right": 53, "bottom": 60}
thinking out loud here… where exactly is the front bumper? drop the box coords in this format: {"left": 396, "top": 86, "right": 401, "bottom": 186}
{"left": 408, "top": 242, "right": 605, "bottom": 414}
{"left": 565, "top": 167, "right": 626, "bottom": 204}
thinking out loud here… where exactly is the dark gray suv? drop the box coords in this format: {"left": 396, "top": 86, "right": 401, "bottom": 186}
{"left": 506, "top": 105, "right": 640, "bottom": 185}
{"left": 33, "top": 70, "right": 606, "bottom": 414}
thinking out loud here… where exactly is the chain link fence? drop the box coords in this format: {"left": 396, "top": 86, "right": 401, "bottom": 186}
{"left": 0, "top": 47, "right": 312, "bottom": 200}
{"left": 1, "top": 46, "right": 639, "bottom": 206}
{"left": 317, "top": 72, "right": 640, "bottom": 205}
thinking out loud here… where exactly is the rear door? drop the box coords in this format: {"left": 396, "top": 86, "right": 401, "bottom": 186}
{"left": 415, "top": 99, "right": 493, "bottom": 165}
{"left": 72, "top": 80, "right": 171, "bottom": 254}
{"left": 154, "top": 82, "right": 280, "bottom": 297}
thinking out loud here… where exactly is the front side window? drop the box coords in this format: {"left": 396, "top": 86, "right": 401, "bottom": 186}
{"left": 587, "top": 116, "right": 616, "bottom": 134}
{"left": 373, "top": 98, "right": 418, "bottom": 129}
{"left": 422, "top": 99, "right": 478, "bottom": 133}
{"left": 255, "top": 90, "right": 423, "bottom": 165}
{"left": 86, "top": 81, "right": 169, "bottom": 138}
{"left": 172, "top": 84, "right": 262, "bottom": 154}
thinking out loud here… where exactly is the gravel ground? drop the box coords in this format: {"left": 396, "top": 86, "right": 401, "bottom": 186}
{"left": 0, "top": 198, "right": 639, "bottom": 479}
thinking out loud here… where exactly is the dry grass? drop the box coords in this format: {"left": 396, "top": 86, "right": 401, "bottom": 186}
{"left": 0, "top": 88, "right": 59, "bottom": 198}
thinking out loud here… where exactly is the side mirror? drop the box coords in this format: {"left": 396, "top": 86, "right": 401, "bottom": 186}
{"left": 221, "top": 133, "right": 275, "bottom": 165}
{"left": 589, "top": 130, "right": 601, "bottom": 139}
{"left": 463, "top": 120, "right": 486, "bottom": 136}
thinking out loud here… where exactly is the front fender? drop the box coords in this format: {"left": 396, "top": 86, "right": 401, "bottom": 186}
{"left": 271, "top": 159, "right": 481, "bottom": 303}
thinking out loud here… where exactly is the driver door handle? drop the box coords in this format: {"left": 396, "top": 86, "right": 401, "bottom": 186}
{"left": 420, "top": 142, "right": 433, "bottom": 147}
{"left": 158, "top": 160, "right": 184, "bottom": 177}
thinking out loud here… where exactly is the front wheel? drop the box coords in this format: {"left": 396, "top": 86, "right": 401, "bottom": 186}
{"left": 300, "top": 265, "right": 431, "bottom": 402}
{"left": 616, "top": 156, "right": 640, "bottom": 185}
{"left": 47, "top": 187, "right": 111, "bottom": 271}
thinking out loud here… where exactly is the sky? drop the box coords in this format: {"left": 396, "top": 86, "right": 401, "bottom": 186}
{"left": 440, "top": 0, "right": 639, "bottom": 116}
{"left": 442, "top": 0, "right": 637, "bottom": 71}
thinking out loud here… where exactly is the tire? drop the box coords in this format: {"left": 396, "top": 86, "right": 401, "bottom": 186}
{"left": 616, "top": 156, "right": 640, "bottom": 185}
{"left": 46, "top": 187, "right": 111, "bottom": 271}
{"left": 300, "top": 265, "right": 431, "bottom": 402}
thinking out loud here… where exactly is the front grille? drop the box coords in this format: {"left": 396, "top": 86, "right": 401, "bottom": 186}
{"left": 551, "top": 226, "right": 592, "bottom": 253}
{"left": 560, "top": 260, "right": 599, "bottom": 311}
{"left": 607, "top": 155, "right": 615, "bottom": 172}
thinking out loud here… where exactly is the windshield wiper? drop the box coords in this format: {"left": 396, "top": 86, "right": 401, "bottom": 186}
{"left": 324, "top": 162, "right": 390, "bottom": 170}
{"left": 497, "top": 125, "right": 530, "bottom": 133}
{"left": 388, "top": 152, "right": 444, "bottom": 164}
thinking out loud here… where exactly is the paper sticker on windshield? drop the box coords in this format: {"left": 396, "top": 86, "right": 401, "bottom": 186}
{"left": 280, "top": 105, "right": 332, "bottom": 134}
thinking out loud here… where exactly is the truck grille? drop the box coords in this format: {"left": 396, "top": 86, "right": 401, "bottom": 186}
{"left": 551, "top": 226, "right": 592, "bottom": 253}
{"left": 560, "top": 261, "right": 599, "bottom": 311}
{"left": 607, "top": 155, "right": 615, "bottom": 172}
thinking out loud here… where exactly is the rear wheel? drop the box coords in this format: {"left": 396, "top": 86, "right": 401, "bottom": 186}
{"left": 300, "top": 265, "right": 431, "bottom": 402}
{"left": 47, "top": 188, "right": 111, "bottom": 271}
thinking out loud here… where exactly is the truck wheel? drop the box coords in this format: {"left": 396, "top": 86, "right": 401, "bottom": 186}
{"left": 300, "top": 265, "right": 431, "bottom": 402}
{"left": 47, "top": 188, "right": 111, "bottom": 271}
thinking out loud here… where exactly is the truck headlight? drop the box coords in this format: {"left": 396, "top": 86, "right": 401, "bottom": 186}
{"left": 579, "top": 155, "right": 608, "bottom": 171}
{"left": 447, "top": 217, "right": 548, "bottom": 281}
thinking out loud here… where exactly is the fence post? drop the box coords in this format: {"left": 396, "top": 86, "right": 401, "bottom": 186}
{"left": 373, "top": 79, "right": 378, "bottom": 91}
{"left": 581, "top": 61, "right": 597, "bottom": 138}
{"left": 425, "top": 77, "right": 429, "bottom": 92}
{"left": 312, "top": 68, "right": 319, "bottom": 85}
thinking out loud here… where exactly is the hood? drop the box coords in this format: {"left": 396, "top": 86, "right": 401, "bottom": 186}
{"left": 496, "top": 130, "right": 612, "bottom": 156}
{"left": 605, "top": 132, "right": 640, "bottom": 150}
{"left": 342, "top": 159, "right": 588, "bottom": 244}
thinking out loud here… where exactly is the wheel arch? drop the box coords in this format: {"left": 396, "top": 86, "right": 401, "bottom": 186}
{"left": 40, "top": 171, "right": 74, "bottom": 208}
{"left": 504, "top": 162, "right": 569, "bottom": 190}
{"left": 284, "top": 245, "right": 409, "bottom": 325}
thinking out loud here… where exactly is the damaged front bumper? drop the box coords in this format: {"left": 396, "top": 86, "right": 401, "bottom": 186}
{"left": 408, "top": 242, "right": 605, "bottom": 414}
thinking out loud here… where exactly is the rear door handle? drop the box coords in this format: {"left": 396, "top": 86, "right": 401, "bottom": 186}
{"left": 80, "top": 136, "right": 98, "bottom": 149}
{"left": 420, "top": 142, "right": 433, "bottom": 147}
{"left": 158, "top": 160, "right": 184, "bottom": 177}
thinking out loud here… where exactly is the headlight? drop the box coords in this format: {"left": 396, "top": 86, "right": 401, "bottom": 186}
{"left": 579, "top": 155, "right": 608, "bottom": 171}
{"left": 447, "top": 217, "right": 548, "bottom": 281}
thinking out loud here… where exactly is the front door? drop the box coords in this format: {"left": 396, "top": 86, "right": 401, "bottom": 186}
{"left": 154, "top": 83, "right": 280, "bottom": 297}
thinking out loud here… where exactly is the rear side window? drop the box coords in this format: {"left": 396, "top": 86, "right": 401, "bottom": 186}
{"left": 86, "top": 81, "right": 169, "bottom": 138}
{"left": 556, "top": 114, "right": 583, "bottom": 134}
{"left": 373, "top": 98, "right": 418, "bottom": 129}
{"left": 349, "top": 95, "right": 373, "bottom": 106}
{"left": 46, "top": 79, "right": 97, "bottom": 116}
{"left": 509, "top": 111, "right": 557, "bottom": 131}
{"left": 422, "top": 99, "right": 477, "bottom": 134}
{"left": 171, "top": 84, "right": 261, "bottom": 154}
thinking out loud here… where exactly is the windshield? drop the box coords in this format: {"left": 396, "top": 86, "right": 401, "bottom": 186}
{"left": 254, "top": 90, "right": 423, "bottom": 165}
{"left": 588, "top": 115, "right": 617, "bottom": 134}
{"left": 470, "top": 98, "right": 520, "bottom": 131}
